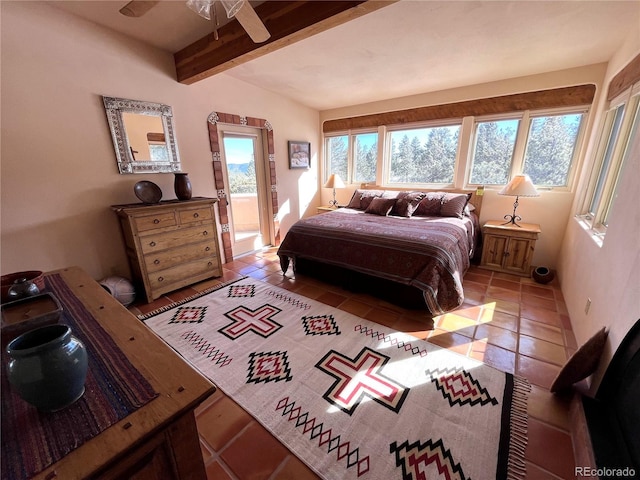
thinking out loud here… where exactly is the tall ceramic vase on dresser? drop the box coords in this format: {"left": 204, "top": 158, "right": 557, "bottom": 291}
{"left": 174, "top": 173, "right": 192, "bottom": 201}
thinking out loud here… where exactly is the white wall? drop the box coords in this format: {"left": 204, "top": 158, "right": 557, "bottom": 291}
{"left": 319, "top": 65, "right": 609, "bottom": 269}
{"left": 558, "top": 31, "right": 640, "bottom": 393}
{"left": 0, "top": 1, "right": 319, "bottom": 280}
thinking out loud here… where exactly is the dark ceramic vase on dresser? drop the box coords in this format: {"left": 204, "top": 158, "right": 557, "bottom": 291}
{"left": 174, "top": 173, "right": 192, "bottom": 201}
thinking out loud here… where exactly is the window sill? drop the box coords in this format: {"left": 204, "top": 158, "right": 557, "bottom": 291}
{"left": 575, "top": 215, "right": 605, "bottom": 247}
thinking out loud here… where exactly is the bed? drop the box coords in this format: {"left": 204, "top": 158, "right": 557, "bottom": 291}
{"left": 277, "top": 188, "right": 482, "bottom": 315}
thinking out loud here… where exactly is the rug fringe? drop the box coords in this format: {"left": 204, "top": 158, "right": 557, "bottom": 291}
{"left": 136, "top": 276, "right": 248, "bottom": 320}
{"left": 507, "top": 375, "right": 531, "bottom": 480}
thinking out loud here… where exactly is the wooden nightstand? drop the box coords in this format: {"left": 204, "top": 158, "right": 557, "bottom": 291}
{"left": 480, "top": 220, "right": 541, "bottom": 276}
{"left": 316, "top": 206, "right": 339, "bottom": 214}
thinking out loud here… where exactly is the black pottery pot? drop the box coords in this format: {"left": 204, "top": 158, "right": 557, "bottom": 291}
{"left": 532, "top": 266, "right": 554, "bottom": 284}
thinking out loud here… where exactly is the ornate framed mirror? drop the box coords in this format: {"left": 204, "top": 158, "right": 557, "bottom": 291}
{"left": 103, "top": 96, "right": 181, "bottom": 174}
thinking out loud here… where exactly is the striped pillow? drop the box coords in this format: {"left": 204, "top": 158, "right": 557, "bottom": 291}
{"left": 440, "top": 193, "right": 472, "bottom": 218}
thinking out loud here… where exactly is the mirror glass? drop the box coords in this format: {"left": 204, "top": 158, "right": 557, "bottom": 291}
{"left": 103, "top": 96, "right": 181, "bottom": 174}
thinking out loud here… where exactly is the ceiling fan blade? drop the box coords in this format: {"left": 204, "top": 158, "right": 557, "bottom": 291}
{"left": 119, "top": 0, "right": 159, "bottom": 18}
{"left": 233, "top": 2, "right": 270, "bottom": 43}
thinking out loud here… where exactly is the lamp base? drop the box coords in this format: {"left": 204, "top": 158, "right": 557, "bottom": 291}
{"left": 502, "top": 214, "right": 523, "bottom": 227}
{"left": 328, "top": 199, "right": 339, "bottom": 207}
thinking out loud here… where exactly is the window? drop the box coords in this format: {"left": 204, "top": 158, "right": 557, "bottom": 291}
{"left": 387, "top": 124, "right": 460, "bottom": 184}
{"left": 523, "top": 113, "right": 585, "bottom": 187}
{"left": 469, "top": 118, "right": 519, "bottom": 185}
{"left": 353, "top": 132, "right": 377, "bottom": 183}
{"left": 325, "top": 135, "right": 348, "bottom": 183}
{"left": 582, "top": 86, "right": 639, "bottom": 232}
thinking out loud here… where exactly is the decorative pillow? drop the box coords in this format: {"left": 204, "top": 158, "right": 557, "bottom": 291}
{"left": 346, "top": 190, "right": 382, "bottom": 210}
{"left": 550, "top": 326, "right": 609, "bottom": 393}
{"left": 440, "top": 193, "right": 472, "bottom": 219}
{"left": 414, "top": 192, "right": 445, "bottom": 216}
{"left": 365, "top": 197, "right": 397, "bottom": 216}
{"left": 391, "top": 192, "right": 426, "bottom": 217}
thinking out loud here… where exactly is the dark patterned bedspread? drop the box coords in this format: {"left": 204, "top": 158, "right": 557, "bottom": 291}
{"left": 277, "top": 208, "right": 478, "bottom": 314}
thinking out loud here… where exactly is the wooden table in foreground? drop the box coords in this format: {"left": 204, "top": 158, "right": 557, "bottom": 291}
{"left": 25, "top": 266, "right": 215, "bottom": 480}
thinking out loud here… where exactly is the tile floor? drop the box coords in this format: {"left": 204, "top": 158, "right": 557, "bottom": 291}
{"left": 130, "top": 248, "right": 582, "bottom": 480}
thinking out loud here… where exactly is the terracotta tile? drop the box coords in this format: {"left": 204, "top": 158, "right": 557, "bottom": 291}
{"left": 220, "top": 421, "right": 289, "bottom": 480}
{"left": 470, "top": 342, "right": 516, "bottom": 373}
{"left": 518, "top": 335, "right": 567, "bottom": 366}
{"left": 521, "top": 304, "right": 561, "bottom": 327}
{"left": 463, "top": 272, "right": 490, "bottom": 283}
{"left": 474, "top": 323, "right": 518, "bottom": 351}
{"left": 526, "top": 418, "right": 575, "bottom": 479}
{"left": 273, "top": 455, "right": 320, "bottom": 479}
{"left": 517, "top": 355, "right": 561, "bottom": 389}
{"left": 436, "top": 313, "right": 477, "bottom": 337}
{"left": 364, "top": 307, "right": 401, "bottom": 327}
{"left": 486, "top": 286, "right": 521, "bottom": 303}
{"left": 490, "top": 277, "right": 521, "bottom": 292}
{"left": 316, "top": 291, "right": 348, "bottom": 307}
{"left": 521, "top": 293, "right": 557, "bottom": 312}
{"left": 205, "top": 460, "right": 233, "bottom": 480}
{"left": 564, "top": 329, "right": 578, "bottom": 349}
{"left": 294, "top": 284, "right": 324, "bottom": 299}
{"left": 247, "top": 268, "right": 271, "bottom": 280}
{"left": 452, "top": 303, "right": 483, "bottom": 321}
{"left": 519, "top": 318, "right": 564, "bottom": 345}
{"left": 200, "top": 439, "right": 213, "bottom": 464}
{"left": 527, "top": 385, "right": 571, "bottom": 430}
{"left": 466, "top": 265, "right": 492, "bottom": 277}
{"left": 428, "top": 329, "right": 471, "bottom": 356}
{"left": 461, "top": 290, "right": 485, "bottom": 305}
{"left": 392, "top": 317, "right": 432, "bottom": 340}
{"left": 521, "top": 284, "right": 555, "bottom": 300}
{"left": 483, "top": 297, "right": 520, "bottom": 317}
{"left": 461, "top": 280, "right": 488, "bottom": 296}
{"left": 491, "top": 271, "right": 523, "bottom": 281}
{"left": 338, "top": 298, "right": 372, "bottom": 317}
{"left": 195, "top": 389, "right": 224, "bottom": 416}
{"left": 196, "top": 396, "right": 253, "bottom": 451}
{"left": 524, "top": 462, "right": 564, "bottom": 480}
{"left": 133, "top": 295, "right": 174, "bottom": 313}
{"left": 478, "top": 309, "right": 519, "bottom": 332}
{"left": 559, "top": 313, "right": 572, "bottom": 330}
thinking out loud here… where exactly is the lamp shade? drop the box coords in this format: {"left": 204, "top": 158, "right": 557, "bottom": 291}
{"left": 498, "top": 174, "right": 539, "bottom": 197}
{"left": 324, "top": 174, "right": 345, "bottom": 189}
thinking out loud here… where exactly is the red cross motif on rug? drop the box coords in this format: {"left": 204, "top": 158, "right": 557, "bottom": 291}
{"left": 426, "top": 367, "right": 498, "bottom": 408}
{"left": 219, "top": 304, "right": 282, "bottom": 340}
{"left": 390, "top": 438, "right": 468, "bottom": 480}
{"left": 315, "top": 347, "right": 409, "bottom": 415}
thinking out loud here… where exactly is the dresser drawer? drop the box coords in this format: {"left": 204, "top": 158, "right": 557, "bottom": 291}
{"left": 144, "top": 241, "right": 218, "bottom": 273}
{"left": 140, "top": 225, "right": 214, "bottom": 254}
{"left": 148, "top": 258, "right": 220, "bottom": 291}
{"left": 134, "top": 212, "right": 177, "bottom": 232}
{"left": 178, "top": 207, "right": 212, "bottom": 225}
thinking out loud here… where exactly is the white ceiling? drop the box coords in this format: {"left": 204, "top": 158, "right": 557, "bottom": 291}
{"left": 52, "top": 1, "right": 640, "bottom": 111}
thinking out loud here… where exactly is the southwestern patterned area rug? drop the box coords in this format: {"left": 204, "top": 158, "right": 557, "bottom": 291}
{"left": 141, "top": 277, "right": 530, "bottom": 480}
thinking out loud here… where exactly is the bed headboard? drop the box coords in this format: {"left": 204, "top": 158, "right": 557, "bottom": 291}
{"left": 360, "top": 185, "right": 484, "bottom": 218}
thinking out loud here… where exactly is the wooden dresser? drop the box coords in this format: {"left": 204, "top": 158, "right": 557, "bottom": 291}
{"left": 112, "top": 198, "right": 222, "bottom": 303}
{"left": 21, "top": 267, "right": 215, "bottom": 479}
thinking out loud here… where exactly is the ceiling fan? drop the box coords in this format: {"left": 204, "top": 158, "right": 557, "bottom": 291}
{"left": 119, "top": 0, "right": 271, "bottom": 43}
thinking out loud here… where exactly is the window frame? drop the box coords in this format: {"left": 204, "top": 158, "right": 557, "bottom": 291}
{"left": 579, "top": 84, "right": 640, "bottom": 235}
{"left": 322, "top": 106, "right": 590, "bottom": 192}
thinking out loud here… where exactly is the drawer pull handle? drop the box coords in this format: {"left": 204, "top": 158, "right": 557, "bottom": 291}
{"left": 154, "top": 259, "right": 160, "bottom": 265}
{"left": 205, "top": 247, "right": 211, "bottom": 251}
{"left": 158, "top": 276, "right": 164, "bottom": 282}
{"left": 150, "top": 241, "right": 156, "bottom": 247}
{"left": 153, "top": 219, "right": 160, "bottom": 224}
{"left": 208, "top": 262, "right": 213, "bottom": 266}
{"left": 193, "top": 213, "right": 199, "bottom": 218}
{"left": 203, "top": 230, "right": 208, "bottom": 236}
{"left": 504, "top": 251, "right": 510, "bottom": 257}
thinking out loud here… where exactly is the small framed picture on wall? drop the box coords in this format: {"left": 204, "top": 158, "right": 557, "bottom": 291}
{"left": 288, "top": 141, "right": 311, "bottom": 169}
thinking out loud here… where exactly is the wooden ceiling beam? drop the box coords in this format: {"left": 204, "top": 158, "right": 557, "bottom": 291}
{"left": 174, "top": 1, "right": 393, "bottom": 85}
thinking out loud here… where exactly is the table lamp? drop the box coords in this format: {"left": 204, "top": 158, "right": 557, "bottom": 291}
{"left": 498, "top": 174, "right": 539, "bottom": 227}
{"left": 324, "top": 174, "right": 345, "bottom": 207}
